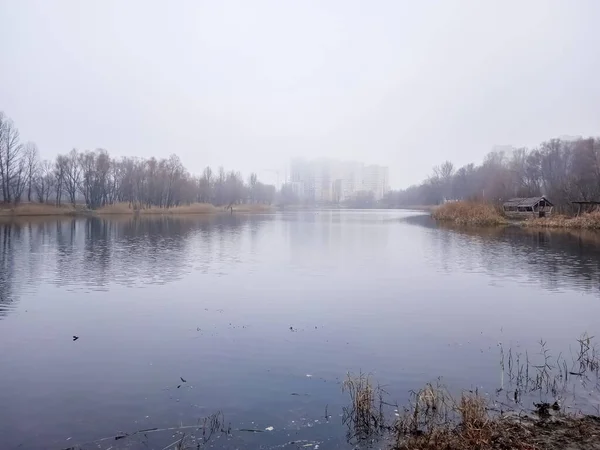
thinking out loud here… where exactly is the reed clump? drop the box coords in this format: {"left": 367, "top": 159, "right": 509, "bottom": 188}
{"left": 339, "top": 334, "right": 600, "bottom": 450}
{"left": 342, "top": 371, "right": 387, "bottom": 442}
{"left": 432, "top": 202, "right": 507, "bottom": 226}
{"left": 395, "top": 388, "right": 503, "bottom": 450}
{"left": 394, "top": 387, "right": 600, "bottom": 450}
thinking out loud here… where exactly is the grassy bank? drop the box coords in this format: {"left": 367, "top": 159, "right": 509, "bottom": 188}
{"left": 0, "top": 203, "right": 83, "bottom": 217}
{"left": 525, "top": 212, "right": 600, "bottom": 229}
{"left": 0, "top": 202, "right": 273, "bottom": 217}
{"left": 431, "top": 200, "right": 600, "bottom": 230}
{"left": 431, "top": 201, "right": 507, "bottom": 226}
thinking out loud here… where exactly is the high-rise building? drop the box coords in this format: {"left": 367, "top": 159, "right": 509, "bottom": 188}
{"left": 363, "top": 165, "right": 390, "bottom": 201}
{"left": 290, "top": 158, "right": 389, "bottom": 203}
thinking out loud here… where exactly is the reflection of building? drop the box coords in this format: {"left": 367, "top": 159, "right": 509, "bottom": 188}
{"left": 290, "top": 158, "right": 389, "bottom": 203}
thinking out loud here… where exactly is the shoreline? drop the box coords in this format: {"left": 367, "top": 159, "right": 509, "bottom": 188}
{"left": 345, "top": 333, "right": 600, "bottom": 449}
{"left": 431, "top": 201, "right": 600, "bottom": 230}
{"left": 0, "top": 202, "right": 274, "bottom": 218}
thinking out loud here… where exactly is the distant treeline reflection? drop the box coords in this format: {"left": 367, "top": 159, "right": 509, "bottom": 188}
{"left": 406, "top": 214, "right": 600, "bottom": 294}
{"left": 0, "top": 215, "right": 269, "bottom": 318}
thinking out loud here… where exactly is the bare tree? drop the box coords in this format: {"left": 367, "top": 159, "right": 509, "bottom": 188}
{"left": 0, "top": 112, "right": 24, "bottom": 203}
{"left": 23, "top": 142, "right": 40, "bottom": 202}
{"left": 35, "top": 160, "right": 54, "bottom": 203}
{"left": 53, "top": 155, "right": 68, "bottom": 205}
{"left": 63, "top": 149, "right": 81, "bottom": 205}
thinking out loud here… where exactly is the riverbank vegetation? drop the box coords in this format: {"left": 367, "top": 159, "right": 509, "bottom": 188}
{"left": 342, "top": 333, "right": 600, "bottom": 450}
{"left": 524, "top": 212, "right": 600, "bottom": 230}
{"left": 0, "top": 111, "right": 278, "bottom": 212}
{"left": 431, "top": 200, "right": 600, "bottom": 229}
{"left": 0, "top": 203, "right": 81, "bottom": 217}
{"left": 383, "top": 137, "right": 600, "bottom": 214}
{"left": 431, "top": 202, "right": 507, "bottom": 226}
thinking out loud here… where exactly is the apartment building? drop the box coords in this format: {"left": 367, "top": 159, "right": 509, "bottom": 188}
{"left": 290, "top": 158, "right": 389, "bottom": 203}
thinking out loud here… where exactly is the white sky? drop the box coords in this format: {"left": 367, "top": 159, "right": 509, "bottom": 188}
{"left": 1, "top": 0, "right": 599, "bottom": 188}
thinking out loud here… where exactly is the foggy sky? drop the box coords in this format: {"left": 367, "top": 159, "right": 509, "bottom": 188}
{"left": 1, "top": 0, "right": 599, "bottom": 188}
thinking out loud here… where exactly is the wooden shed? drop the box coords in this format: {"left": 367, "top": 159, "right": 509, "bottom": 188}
{"left": 502, "top": 196, "right": 554, "bottom": 218}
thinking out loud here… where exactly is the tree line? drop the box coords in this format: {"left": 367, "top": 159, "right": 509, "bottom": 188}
{"left": 384, "top": 137, "right": 600, "bottom": 210}
{"left": 0, "top": 111, "right": 276, "bottom": 209}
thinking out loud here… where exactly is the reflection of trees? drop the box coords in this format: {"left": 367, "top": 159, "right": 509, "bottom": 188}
{"left": 0, "top": 224, "right": 16, "bottom": 318}
{"left": 0, "top": 214, "right": 269, "bottom": 319}
{"left": 407, "top": 215, "right": 600, "bottom": 294}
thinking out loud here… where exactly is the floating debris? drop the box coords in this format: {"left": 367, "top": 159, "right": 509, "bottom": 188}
{"left": 306, "top": 374, "right": 312, "bottom": 378}
{"left": 72, "top": 336, "right": 79, "bottom": 341}
{"left": 265, "top": 426, "right": 274, "bottom": 431}
{"left": 180, "top": 377, "right": 187, "bottom": 383}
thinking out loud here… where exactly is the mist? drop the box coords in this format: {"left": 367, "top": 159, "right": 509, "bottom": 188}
{"left": 1, "top": 0, "right": 599, "bottom": 188}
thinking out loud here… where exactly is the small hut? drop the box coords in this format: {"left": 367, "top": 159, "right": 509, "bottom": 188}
{"left": 571, "top": 201, "right": 600, "bottom": 216}
{"left": 502, "top": 196, "right": 554, "bottom": 219}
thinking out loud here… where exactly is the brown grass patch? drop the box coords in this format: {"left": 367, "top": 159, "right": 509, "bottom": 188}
{"left": 394, "top": 385, "right": 600, "bottom": 450}
{"left": 524, "top": 212, "right": 600, "bottom": 229}
{"left": 96, "top": 202, "right": 272, "bottom": 215}
{"left": 432, "top": 202, "right": 507, "bottom": 226}
{"left": 96, "top": 202, "right": 218, "bottom": 215}
{"left": 138, "top": 203, "right": 219, "bottom": 215}
{"left": 0, "top": 203, "right": 80, "bottom": 216}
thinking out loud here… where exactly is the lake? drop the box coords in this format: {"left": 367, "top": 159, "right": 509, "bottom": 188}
{"left": 1, "top": 210, "right": 599, "bottom": 449}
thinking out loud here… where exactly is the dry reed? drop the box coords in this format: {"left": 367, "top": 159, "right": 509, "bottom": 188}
{"left": 96, "top": 202, "right": 272, "bottom": 215}
{"left": 524, "top": 212, "right": 600, "bottom": 229}
{"left": 342, "top": 371, "right": 387, "bottom": 441}
{"left": 0, "top": 203, "right": 80, "bottom": 216}
{"left": 431, "top": 202, "right": 507, "bottom": 226}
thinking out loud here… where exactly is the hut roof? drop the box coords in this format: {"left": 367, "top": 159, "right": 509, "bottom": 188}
{"left": 503, "top": 196, "right": 553, "bottom": 207}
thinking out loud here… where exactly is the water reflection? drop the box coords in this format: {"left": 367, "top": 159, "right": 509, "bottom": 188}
{"left": 4, "top": 213, "right": 600, "bottom": 321}
{"left": 2, "top": 211, "right": 600, "bottom": 450}
{"left": 406, "top": 214, "right": 600, "bottom": 295}
{"left": 0, "top": 214, "right": 272, "bottom": 318}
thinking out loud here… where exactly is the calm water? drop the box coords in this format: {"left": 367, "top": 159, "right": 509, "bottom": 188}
{"left": 1, "top": 210, "right": 600, "bottom": 449}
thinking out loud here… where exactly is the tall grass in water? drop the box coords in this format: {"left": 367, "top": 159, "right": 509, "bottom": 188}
{"left": 339, "top": 334, "right": 600, "bottom": 449}
{"left": 431, "top": 202, "right": 507, "bottom": 226}
{"left": 498, "top": 333, "right": 600, "bottom": 408}
{"left": 395, "top": 386, "right": 502, "bottom": 450}
{"left": 342, "top": 372, "right": 387, "bottom": 441}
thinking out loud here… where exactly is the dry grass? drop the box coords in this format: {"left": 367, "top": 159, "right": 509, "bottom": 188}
{"left": 342, "top": 372, "right": 387, "bottom": 442}
{"left": 432, "top": 201, "right": 507, "bottom": 226}
{"left": 96, "top": 202, "right": 218, "bottom": 215}
{"left": 139, "top": 203, "right": 219, "bottom": 215}
{"left": 95, "top": 202, "right": 272, "bottom": 215}
{"left": 336, "top": 334, "right": 600, "bottom": 449}
{"left": 0, "top": 203, "right": 81, "bottom": 216}
{"left": 393, "top": 386, "right": 600, "bottom": 450}
{"left": 524, "top": 212, "right": 600, "bottom": 229}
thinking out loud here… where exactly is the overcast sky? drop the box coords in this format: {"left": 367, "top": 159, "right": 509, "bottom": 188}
{"left": 1, "top": 0, "right": 599, "bottom": 188}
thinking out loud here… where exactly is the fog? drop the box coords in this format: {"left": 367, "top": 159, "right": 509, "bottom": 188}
{"left": 1, "top": 0, "right": 599, "bottom": 187}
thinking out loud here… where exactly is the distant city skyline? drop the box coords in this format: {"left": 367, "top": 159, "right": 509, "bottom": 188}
{"left": 289, "top": 157, "right": 389, "bottom": 203}
{"left": 3, "top": 1, "right": 599, "bottom": 192}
